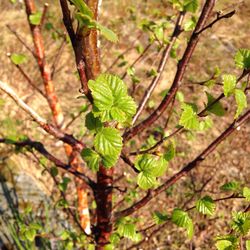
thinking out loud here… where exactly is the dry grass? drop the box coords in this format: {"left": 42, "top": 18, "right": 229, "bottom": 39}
{"left": 0, "top": 0, "right": 250, "bottom": 249}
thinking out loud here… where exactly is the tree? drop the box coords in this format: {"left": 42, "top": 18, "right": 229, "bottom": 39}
{"left": 0, "top": 0, "right": 249, "bottom": 249}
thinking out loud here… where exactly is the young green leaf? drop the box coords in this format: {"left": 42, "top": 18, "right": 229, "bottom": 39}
{"left": 172, "top": 209, "right": 194, "bottom": 239}
{"left": 184, "top": 16, "right": 197, "bottom": 31}
{"left": 196, "top": 196, "right": 216, "bottom": 216}
{"left": 81, "top": 148, "right": 101, "bottom": 171}
{"left": 25, "top": 228, "right": 36, "bottom": 242}
{"left": 234, "top": 89, "right": 247, "bottom": 119}
{"left": 231, "top": 211, "right": 250, "bottom": 235}
{"left": 215, "top": 235, "right": 239, "bottom": 250}
{"left": 243, "top": 187, "right": 250, "bottom": 201}
{"left": 96, "top": 23, "right": 119, "bottom": 43}
{"left": 89, "top": 74, "right": 137, "bottom": 124}
{"left": 70, "top": 0, "right": 93, "bottom": 18}
{"left": 223, "top": 74, "right": 236, "bottom": 97}
{"left": 164, "top": 141, "right": 176, "bottom": 161}
{"left": 184, "top": 0, "right": 198, "bottom": 13}
{"left": 117, "top": 223, "right": 138, "bottom": 241}
{"left": 94, "top": 127, "right": 122, "bottom": 168}
{"left": 10, "top": 53, "right": 27, "bottom": 65}
{"left": 29, "top": 12, "right": 42, "bottom": 25}
{"left": 153, "top": 211, "right": 168, "bottom": 225}
{"left": 85, "top": 112, "right": 103, "bottom": 132}
{"left": 137, "top": 172, "right": 157, "bottom": 190}
{"left": 234, "top": 49, "right": 250, "bottom": 69}
{"left": 220, "top": 181, "right": 239, "bottom": 192}
{"left": 135, "top": 154, "right": 168, "bottom": 177}
{"left": 206, "top": 92, "right": 226, "bottom": 117}
{"left": 179, "top": 103, "right": 199, "bottom": 130}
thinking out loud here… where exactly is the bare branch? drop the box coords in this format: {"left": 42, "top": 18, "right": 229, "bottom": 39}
{"left": 0, "top": 138, "right": 95, "bottom": 188}
{"left": 6, "top": 25, "right": 35, "bottom": 57}
{"left": 132, "top": 11, "right": 185, "bottom": 125}
{"left": 41, "top": 3, "right": 49, "bottom": 27}
{"left": 0, "top": 80, "right": 84, "bottom": 151}
{"left": 123, "top": 0, "right": 216, "bottom": 142}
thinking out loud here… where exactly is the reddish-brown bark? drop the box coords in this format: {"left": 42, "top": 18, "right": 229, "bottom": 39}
{"left": 24, "top": 0, "right": 91, "bottom": 235}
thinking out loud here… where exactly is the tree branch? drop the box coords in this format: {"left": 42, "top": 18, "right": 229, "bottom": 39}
{"left": 0, "top": 80, "right": 84, "bottom": 151}
{"left": 132, "top": 11, "right": 185, "bottom": 125}
{"left": 114, "top": 109, "right": 250, "bottom": 220}
{"left": 123, "top": 0, "right": 216, "bottom": 142}
{"left": 0, "top": 138, "right": 95, "bottom": 188}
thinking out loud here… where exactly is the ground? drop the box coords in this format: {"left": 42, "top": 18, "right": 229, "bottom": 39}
{"left": 0, "top": 0, "right": 249, "bottom": 249}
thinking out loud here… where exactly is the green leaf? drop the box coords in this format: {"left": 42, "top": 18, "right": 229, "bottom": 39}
{"left": 234, "top": 89, "right": 247, "bottom": 119}
{"left": 96, "top": 23, "right": 119, "bottom": 43}
{"left": 220, "top": 181, "right": 239, "bottom": 192}
{"left": 164, "top": 141, "right": 175, "bottom": 161}
{"left": 85, "top": 112, "right": 103, "bottom": 132}
{"left": 50, "top": 167, "right": 58, "bottom": 177}
{"left": 223, "top": 74, "right": 236, "bottom": 97}
{"left": 196, "top": 196, "right": 216, "bottom": 215}
{"left": 117, "top": 223, "right": 138, "bottom": 241}
{"left": 184, "top": 16, "right": 197, "bottom": 31}
{"left": 231, "top": 211, "right": 250, "bottom": 235}
{"left": 89, "top": 74, "right": 137, "bottom": 124}
{"left": 215, "top": 235, "right": 238, "bottom": 250}
{"left": 234, "top": 49, "right": 250, "bottom": 69}
{"left": 89, "top": 78, "right": 114, "bottom": 111}
{"left": 135, "top": 154, "right": 168, "bottom": 177}
{"left": 206, "top": 92, "right": 226, "bottom": 117}
{"left": 184, "top": 0, "right": 198, "bottom": 13}
{"left": 70, "top": 0, "right": 93, "bottom": 18}
{"left": 137, "top": 172, "right": 157, "bottom": 190}
{"left": 153, "top": 211, "right": 168, "bottom": 224}
{"left": 243, "top": 187, "right": 250, "bottom": 201}
{"left": 94, "top": 128, "right": 122, "bottom": 167}
{"left": 29, "top": 12, "right": 42, "bottom": 25}
{"left": 199, "top": 117, "right": 213, "bottom": 131}
{"left": 10, "top": 53, "right": 27, "bottom": 65}
{"left": 81, "top": 148, "right": 101, "bottom": 171}
{"left": 59, "top": 177, "right": 71, "bottom": 192}
{"left": 172, "top": 209, "right": 194, "bottom": 239}
{"left": 25, "top": 229, "right": 36, "bottom": 242}
{"left": 179, "top": 103, "right": 199, "bottom": 130}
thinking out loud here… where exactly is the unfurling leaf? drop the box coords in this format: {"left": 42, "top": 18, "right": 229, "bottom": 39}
{"left": 179, "top": 103, "right": 199, "bottom": 130}
{"left": 234, "top": 89, "right": 247, "bottom": 119}
{"left": 222, "top": 74, "right": 236, "bottom": 97}
{"left": 234, "top": 49, "right": 250, "bottom": 69}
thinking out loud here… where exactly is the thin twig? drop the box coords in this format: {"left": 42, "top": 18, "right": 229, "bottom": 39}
{"left": 105, "top": 32, "right": 143, "bottom": 73}
{"left": 7, "top": 53, "right": 46, "bottom": 98}
{"left": 6, "top": 25, "right": 35, "bottom": 57}
{"left": 41, "top": 3, "right": 49, "bottom": 27}
{"left": 51, "top": 39, "right": 67, "bottom": 79}
{"left": 114, "top": 109, "right": 250, "bottom": 220}
{"left": 123, "top": 0, "right": 221, "bottom": 142}
{"left": 0, "top": 138, "right": 95, "bottom": 187}
{"left": 132, "top": 12, "right": 185, "bottom": 125}
{"left": 0, "top": 80, "right": 84, "bottom": 151}
{"left": 121, "top": 43, "right": 152, "bottom": 80}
